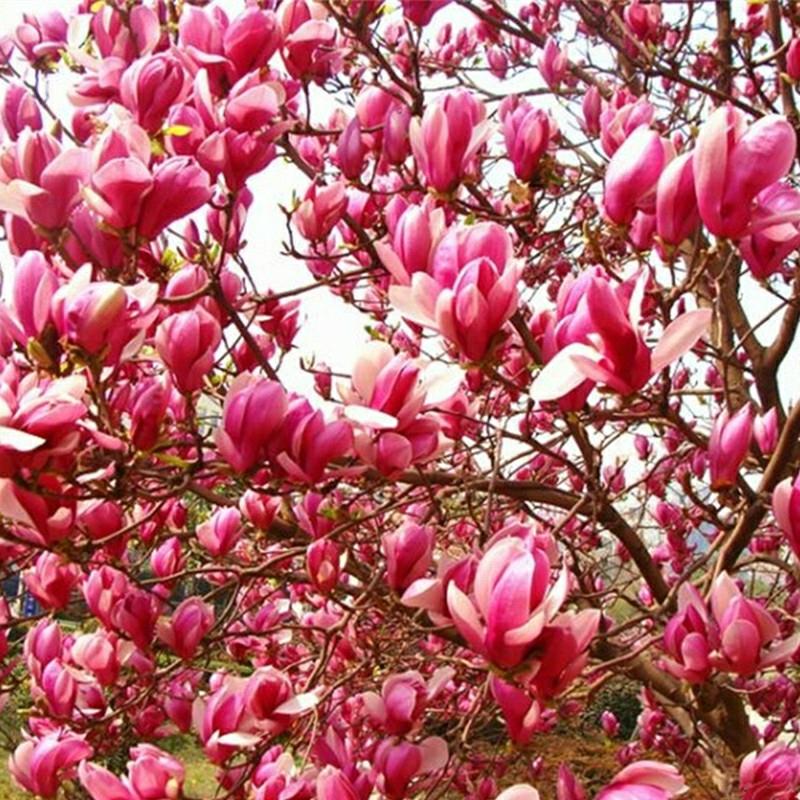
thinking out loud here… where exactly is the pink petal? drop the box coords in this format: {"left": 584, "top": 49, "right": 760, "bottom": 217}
{"left": 651, "top": 309, "right": 712, "bottom": 373}
{"left": 531, "top": 343, "right": 600, "bottom": 401}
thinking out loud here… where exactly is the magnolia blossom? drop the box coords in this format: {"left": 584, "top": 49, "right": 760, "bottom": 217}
{"left": 382, "top": 522, "right": 435, "bottom": 592}
{"left": 9, "top": 730, "right": 92, "bottom": 799}
{"left": 445, "top": 536, "right": 571, "bottom": 669}
{"left": 361, "top": 668, "right": 453, "bottom": 735}
{"left": 604, "top": 127, "right": 674, "bottom": 225}
{"left": 661, "top": 574, "right": 800, "bottom": 681}
{"left": 532, "top": 270, "right": 711, "bottom": 403}
{"left": 739, "top": 742, "right": 800, "bottom": 800}
{"left": 339, "top": 341, "right": 460, "bottom": 475}
{"left": 409, "top": 89, "right": 490, "bottom": 193}
{"left": 373, "top": 737, "right": 449, "bottom": 800}
{"left": 694, "top": 105, "right": 796, "bottom": 239}
{"left": 708, "top": 404, "right": 753, "bottom": 490}
{"left": 388, "top": 222, "right": 520, "bottom": 362}
{"left": 773, "top": 473, "right": 800, "bottom": 559}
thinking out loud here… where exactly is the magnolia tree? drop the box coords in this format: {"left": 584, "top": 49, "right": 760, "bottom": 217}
{"left": 4, "top": 0, "right": 800, "bottom": 798}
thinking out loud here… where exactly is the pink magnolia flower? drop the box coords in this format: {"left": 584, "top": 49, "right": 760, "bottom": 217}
{"left": 355, "top": 85, "right": 406, "bottom": 152}
{"left": 600, "top": 710, "right": 620, "bottom": 737}
{"left": 526, "top": 610, "right": 601, "bottom": 699}
{"left": 80, "top": 745, "right": 185, "bottom": 800}
{"left": 224, "top": 76, "right": 289, "bottom": 136}
{"left": 604, "top": 127, "right": 674, "bottom": 225}
{"left": 738, "top": 183, "right": 800, "bottom": 280}
{"left": 279, "top": 1, "right": 340, "bottom": 83}
{"left": 384, "top": 103, "right": 412, "bottom": 164}
{"left": 9, "top": 250, "right": 58, "bottom": 341}
{"left": 215, "top": 373, "right": 288, "bottom": 473}
{"left": 409, "top": 90, "right": 491, "bottom": 193}
{"left": 401, "top": 0, "right": 451, "bottom": 26}
{"left": 655, "top": 152, "right": 700, "bottom": 246}
{"left": 14, "top": 10, "right": 68, "bottom": 62}
{"left": 9, "top": 730, "right": 92, "bottom": 799}
{"left": 624, "top": 0, "right": 662, "bottom": 42}
{"left": 708, "top": 404, "right": 753, "bottom": 490}
{"left": 500, "top": 97, "right": 551, "bottom": 182}
{"left": 597, "top": 762, "right": 685, "bottom": 800}
{"left": 556, "top": 764, "right": 586, "bottom": 800}
{"left": 773, "top": 472, "right": 800, "bottom": 559}
{"left": 78, "top": 761, "right": 136, "bottom": 800}
{"left": 382, "top": 522, "right": 435, "bottom": 592}
{"left": 317, "top": 766, "right": 360, "bottom": 800}
{"left": 788, "top": 38, "right": 800, "bottom": 81}
{"left": 389, "top": 224, "right": 519, "bottom": 362}
{"left": 194, "top": 669, "right": 315, "bottom": 764}
{"left": 374, "top": 737, "right": 449, "bottom": 800}
{"left": 70, "top": 632, "right": 120, "bottom": 686}
{"left": 24, "top": 619, "right": 62, "bottom": 681}
{"left": 532, "top": 271, "right": 711, "bottom": 402}
{"left": 137, "top": 157, "right": 214, "bottom": 240}
{"left": 224, "top": 7, "right": 281, "bottom": 78}
{"left": 306, "top": 538, "right": 341, "bottom": 595}
{"left": 693, "top": 105, "right": 796, "bottom": 239}
{"left": 272, "top": 400, "right": 353, "bottom": 484}
{"left": 239, "top": 490, "right": 280, "bottom": 531}
{"left": 293, "top": 181, "right": 347, "bottom": 241}
{"left": 0, "top": 371, "right": 86, "bottom": 475}
{"left": 85, "top": 156, "right": 212, "bottom": 238}
{"left": 402, "top": 552, "right": 477, "bottom": 623}
{"left": 739, "top": 742, "right": 800, "bottom": 800}
{"left": 157, "top": 597, "right": 215, "bottom": 660}
{"left": 582, "top": 86, "right": 602, "bottom": 136}
{"left": 83, "top": 566, "right": 160, "bottom": 649}
{"left": 197, "top": 127, "right": 277, "bottom": 192}
{"left": 0, "top": 135, "right": 90, "bottom": 229}
{"left": 83, "top": 157, "right": 151, "bottom": 230}
{"left": 197, "top": 507, "right": 243, "bottom": 558}
{"left": 119, "top": 54, "right": 189, "bottom": 133}
{"left": 539, "top": 38, "right": 567, "bottom": 89}
{"left": 129, "top": 745, "right": 186, "bottom": 800}
{"left": 129, "top": 377, "right": 169, "bottom": 451}
{"left": 91, "top": 3, "right": 160, "bottom": 61}
{"left": 39, "top": 659, "right": 77, "bottom": 717}
{"left": 754, "top": 408, "right": 778, "bottom": 455}
{"left": 0, "top": 475, "right": 75, "bottom": 544}
{"left": 662, "top": 574, "right": 800, "bottom": 680}
{"left": 82, "top": 565, "right": 128, "bottom": 629}
{"left": 176, "top": 4, "right": 227, "bottom": 76}
{"left": 337, "top": 117, "right": 366, "bottom": 180}
{"left": 155, "top": 307, "right": 222, "bottom": 393}
{"left": 600, "top": 96, "right": 654, "bottom": 156}
{"left": 151, "top": 536, "right": 184, "bottom": 581}
{"left": 446, "top": 536, "right": 569, "bottom": 669}
{"left": 490, "top": 677, "right": 542, "bottom": 745}
{"left": 362, "top": 668, "right": 452, "bottom": 735}
{"left": 376, "top": 200, "right": 447, "bottom": 285}
{"left": 51, "top": 267, "right": 159, "bottom": 364}
{"left": 340, "top": 342, "right": 459, "bottom": 475}
{"left": 24, "top": 551, "right": 81, "bottom": 610}
{"left": 2, "top": 83, "right": 42, "bottom": 140}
